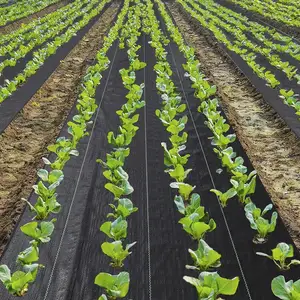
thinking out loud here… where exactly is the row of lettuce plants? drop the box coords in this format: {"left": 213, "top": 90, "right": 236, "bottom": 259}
{"left": 0, "top": 0, "right": 80, "bottom": 46}
{"left": 181, "top": 0, "right": 300, "bottom": 85}
{"left": 229, "top": 0, "right": 300, "bottom": 27}
{"left": 0, "top": 0, "right": 103, "bottom": 74}
{"left": 177, "top": 0, "right": 300, "bottom": 130}
{"left": 0, "top": 0, "right": 111, "bottom": 105}
{"left": 154, "top": 0, "right": 300, "bottom": 298}
{"left": 0, "top": 0, "right": 61, "bottom": 27}
{"left": 94, "top": 2, "right": 147, "bottom": 299}
{"left": 141, "top": 1, "right": 240, "bottom": 298}
{"left": 0, "top": 0, "right": 87, "bottom": 54}
{"left": 0, "top": 0, "right": 130, "bottom": 296}
{"left": 195, "top": 0, "right": 300, "bottom": 65}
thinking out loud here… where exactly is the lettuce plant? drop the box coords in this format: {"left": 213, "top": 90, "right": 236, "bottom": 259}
{"left": 183, "top": 271, "right": 239, "bottom": 299}
{"left": 17, "top": 241, "right": 39, "bottom": 266}
{"left": 186, "top": 239, "right": 221, "bottom": 271}
{"left": 174, "top": 193, "right": 204, "bottom": 216}
{"left": 166, "top": 164, "right": 192, "bottom": 183}
{"left": 210, "top": 187, "right": 237, "bottom": 207}
{"left": 161, "top": 142, "right": 190, "bottom": 168}
{"left": 230, "top": 170, "right": 257, "bottom": 205}
{"left": 105, "top": 180, "right": 134, "bottom": 199}
{"left": 245, "top": 202, "right": 278, "bottom": 243}
{"left": 108, "top": 198, "right": 138, "bottom": 219}
{"left": 272, "top": 276, "right": 300, "bottom": 300}
{"left": 179, "top": 212, "right": 216, "bottom": 240}
{"left": 170, "top": 182, "right": 195, "bottom": 201}
{"left": 23, "top": 181, "right": 61, "bottom": 220}
{"left": 95, "top": 272, "right": 130, "bottom": 299}
{"left": 0, "top": 264, "right": 39, "bottom": 296}
{"left": 101, "top": 241, "right": 136, "bottom": 268}
{"left": 257, "top": 243, "right": 300, "bottom": 270}
{"left": 100, "top": 217, "right": 128, "bottom": 241}
{"left": 20, "top": 219, "right": 56, "bottom": 244}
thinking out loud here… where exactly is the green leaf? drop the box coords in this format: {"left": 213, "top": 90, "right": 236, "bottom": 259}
{"left": 95, "top": 272, "right": 130, "bottom": 298}
{"left": 101, "top": 241, "right": 136, "bottom": 267}
{"left": 174, "top": 195, "right": 186, "bottom": 214}
{"left": 0, "top": 265, "right": 11, "bottom": 283}
{"left": 100, "top": 217, "right": 127, "bottom": 240}
{"left": 217, "top": 276, "right": 240, "bottom": 295}
{"left": 105, "top": 183, "right": 124, "bottom": 198}
{"left": 271, "top": 276, "right": 293, "bottom": 300}
{"left": 170, "top": 182, "right": 195, "bottom": 200}
{"left": 186, "top": 239, "right": 221, "bottom": 271}
{"left": 37, "top": 169, "right": 48, "bottom": 181}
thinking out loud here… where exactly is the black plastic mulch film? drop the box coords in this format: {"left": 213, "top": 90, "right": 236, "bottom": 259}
{"left": 0, "top": 2, "right": 300, "bottom": 300}
{"left": 0, "top": 0, "right": 111, "bottom": 135}
{"left": 178, "top": 0, "right": 300, "bottom": 140}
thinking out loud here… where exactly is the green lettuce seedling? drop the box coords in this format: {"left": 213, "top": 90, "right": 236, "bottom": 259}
{"left": 101, "top": 241, "right": 136, "bottom": 268}
{"left": 166, "top": 164, "right": 192, "bottom": 182}
{"left": 186, "top": 239, "right": 221, "bottom": 271}
{"left": 0, "top": 264, "right": 39, "bottom": 296}
{"left": 257, "top": 242, "right": 300, "bottom": 270}
{"left": 170, "top": 182, "right": 195, "bottom": 200}
{"left": 161, "top": 142, "right": 190, "bottom": 168}
{"left": 20, "top": 219, "right": 56, "bottom": 244}
{"left": 271, "top": 276, "right": 300, "bottom": 300}
{"left": 245, "top": 202, "right": 278, "bottom": 243}
{"left": 174, "top": 193, "right": 204, "bottom": 216}
{"left": 105, "top": 179, "right": 134, "bottom": 199}
{"left": 95, "top": 272, "right": 130, "bottom": 299}
{"left": 179, "top": 212, "right": 216, "bottom": 240}
{"left": 210, "top": 187, "right": 237, "bottom": 207}
{"left": 108, "top": 198, "right": 138, "bottom": 219}
{"left": 17, "top": 241, "right": 39, "bottom": 266}
{"left": 100, "top": 217, "right": 128, "bottom": 240}
{"left": 183, "top": 271, "right": 239, "bottom": 299}
{"left": 23, "top": 181, "right": 61, "bottom": 220}
{"left": 230, "top": 170, "right": 257, "bottom": 204}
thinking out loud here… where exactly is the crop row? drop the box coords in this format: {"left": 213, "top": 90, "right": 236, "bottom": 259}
{"left": 0, "top": 0, "right": 95, "bottom": 55}
{"left": 180, "top": 0, "right": 300, "bottom": 85}
{"left": 0, "top": 0, "right": 130, "bottom": 296}
{"left": 0, "top": 0, "right": 103, "bottom": 74}
{"left": 228, "top": 0, "right": 300, "bottom": 27}
{"left": 0, "top": 0, "right": 80, "bottom": 46}
{"left": 0, "top": 0, "right": 61, "bottom": 27}
{"left": 142, "top": 0, "right": 243, "bottom": 298}
{"left": 0, "top": 0, "right": 10, "bottom": 6}
{"left": 196, "top": 0, "right": 300, "bottom": 64}
{"left": 94, "top": 2, "right": 147, "bottom": 299}
{"left": 155, "top": 0, "right": 300, "bottom": 298}
{"left": 0, "top": 0, "right": 111, "bottom": 105}
{"left": 177, "top": 0, "right": 300, "bottom": 127}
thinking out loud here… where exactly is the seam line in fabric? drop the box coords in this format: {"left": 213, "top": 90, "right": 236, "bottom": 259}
{"left": 143, "top": 33, "right": 153, "bottom": 300}
{"left": 42, "top": 43, "right": 120, "bottom": 300}
{"left": 166, "top": 41, "right": 253, "bottom": 300}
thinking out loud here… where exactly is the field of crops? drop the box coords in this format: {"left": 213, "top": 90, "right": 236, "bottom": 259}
{"left": 0, "top": 0, "right": 300, "bottom": 299}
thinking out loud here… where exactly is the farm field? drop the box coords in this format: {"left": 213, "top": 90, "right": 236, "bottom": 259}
{"left": 0, "top": 0, "right": 300, "bottom": 299}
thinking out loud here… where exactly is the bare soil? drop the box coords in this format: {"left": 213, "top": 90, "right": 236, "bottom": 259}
{"left": 0, "top": 0, "right": 69, "bottom": 35}
{"left": 0, "top": 2, "right": 120, "bottom": 255}
{"left": 168, "top": 2, "right": 300, "bottom": 248}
